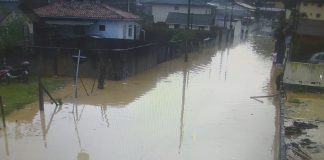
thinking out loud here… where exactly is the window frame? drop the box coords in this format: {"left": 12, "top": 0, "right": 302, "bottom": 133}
{"left": 99, "top": 25, "right": 106, "bottom": 31}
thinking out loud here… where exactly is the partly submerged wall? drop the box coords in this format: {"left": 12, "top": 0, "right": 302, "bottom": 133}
{"left": 284, "top": 62, "right": 324, "bottom": 88}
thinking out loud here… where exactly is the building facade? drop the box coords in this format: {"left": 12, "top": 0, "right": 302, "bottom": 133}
{"left": 299, "top": 1, "right": 324, "bottom": 21}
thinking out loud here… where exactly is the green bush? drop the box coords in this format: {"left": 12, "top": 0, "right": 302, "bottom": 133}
{"left": 171, "top": 30, "right": 196, "bottom": 42}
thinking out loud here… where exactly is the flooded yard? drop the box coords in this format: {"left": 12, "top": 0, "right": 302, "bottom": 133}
{"left": 0, "top": 34, "right": 278, "bottom": 160}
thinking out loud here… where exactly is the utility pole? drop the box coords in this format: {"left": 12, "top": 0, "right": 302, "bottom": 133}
{"left": 224, "top": 0, "right": 228, "bottom": 28}
{"left": 185, "top": 0, "right": 191, "bottom": 62}
{"left": 230, "top": 0, "right": 234, "bottom": 28}
{"left": 186, "top": 0, "right": 191, "bottom": 29}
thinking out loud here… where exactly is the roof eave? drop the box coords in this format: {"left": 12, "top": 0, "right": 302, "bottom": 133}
{"left": 147, "top": 2, "right": 208, "bottom": 7}
{"left": 39, "top": 16, "right": 142, "bottom": 21}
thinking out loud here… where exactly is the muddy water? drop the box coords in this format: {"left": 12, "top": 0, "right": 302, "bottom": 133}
{"left": 0, "top": 34, "right": 277, "bottom": 160}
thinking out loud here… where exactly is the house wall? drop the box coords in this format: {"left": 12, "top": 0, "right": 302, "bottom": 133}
{"left": 151, "top": 4, "right": 212, "bottom": 23}
{"left": 299, "top": 2, "right": 324, "bottom": 21}
{"left": 87, "top": 20, "right": 141, "bottom": 40}
{"left": 168, "top": 24, "right": 210, "bottom": 31}
{"left": 55, "top": 20, "right": 141, "bottom": 40}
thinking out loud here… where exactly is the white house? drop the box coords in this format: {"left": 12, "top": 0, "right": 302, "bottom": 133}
{"left": 34, "top": 1, "right": 142, "bottom": 40}
{"left": 166, "top": 12, "right": 214, "bottom": 30}
{"left": 144, "top": 0, "right": 215, "bottom": 23}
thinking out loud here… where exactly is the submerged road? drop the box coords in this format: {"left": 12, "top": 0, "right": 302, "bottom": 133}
{"left": 0, "top": 32, "right": 278, "bottom": 160}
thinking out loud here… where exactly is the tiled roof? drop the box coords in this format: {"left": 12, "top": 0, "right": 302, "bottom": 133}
{"left": 297, "top": 19, "right": 324, "bottom": 37}
{"left": 145, "top": 0, "right": 208, "bottom": 6}
{"left": 166, "top": 12, "right": 214, "bottom": 26}
{"left": 34, "top": 1, "right": 141, "bottom": 20}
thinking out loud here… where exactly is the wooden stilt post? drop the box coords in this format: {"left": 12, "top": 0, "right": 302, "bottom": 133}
{"left": 0, "top": 96, "right": 6, "bottom": 128}
{"left": 98, "top": 51, "right": 106, "bottom": 89}
{"left": 185, "top": 40, "right": 188, "bottom": 62}
{"left": 38, "top": 51, "right": 44, "bottom": 111}
{"left": 38, "top": 75, "right": 44, "bottom": 111}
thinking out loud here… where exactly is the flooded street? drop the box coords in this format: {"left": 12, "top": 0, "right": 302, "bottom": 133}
{"left": 0, "top": 33, "right": 278, "bottom": 160}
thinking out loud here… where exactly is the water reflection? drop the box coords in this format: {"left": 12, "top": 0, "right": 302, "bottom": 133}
{"left": 0, "top": 30, "right": 277, "bottom": 160}
{"left": 2, "top": 128, "right": 9, "bottom": 156}
{"left": 72, "top": 104, "right": 90, "bottom": 160}
{"left": 178, "top": 66, "right": 188, "bottom": 154}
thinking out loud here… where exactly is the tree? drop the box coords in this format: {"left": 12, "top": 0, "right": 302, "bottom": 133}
{"left": 0, "top": 13, "right": 28, "bottom": 58}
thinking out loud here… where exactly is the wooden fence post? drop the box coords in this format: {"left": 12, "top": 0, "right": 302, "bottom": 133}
{"left": 0, "top": 96, "right": 6, "bottom": 128}
{"left": 38, "top": 50, "right": 44, "bottom": 111}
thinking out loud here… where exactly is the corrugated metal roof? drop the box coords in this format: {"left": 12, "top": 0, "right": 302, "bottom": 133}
{"left": 166, "top": 12, "right": 214, "bottom": 26}
{"left": 34, "top": 1, "right": 141, "bottom": 20}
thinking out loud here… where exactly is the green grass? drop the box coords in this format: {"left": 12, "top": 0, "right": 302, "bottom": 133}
{"left": 0, "top": 77, "right": 66, "bottom": 115}
{"left": 288, "top": 98, "right": 302, "bottom": 104}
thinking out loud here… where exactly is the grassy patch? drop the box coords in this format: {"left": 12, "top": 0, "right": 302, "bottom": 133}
{"left": 288, "top": 98, "right": 302, "bottom": 104}
{"left": 0, "top": 77, "right": 66, "bottom": 115}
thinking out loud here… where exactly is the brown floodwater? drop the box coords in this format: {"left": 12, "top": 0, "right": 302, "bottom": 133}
{"left": 0, "top": 34, "right": 278, "bottom": 160}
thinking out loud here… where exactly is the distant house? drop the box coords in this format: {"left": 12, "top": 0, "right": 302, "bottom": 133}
{"left": 34, "top": 1, "right": 142, "bottom": 40}
{"left": 143, "top": 0, "right": 215, "bottom": 23}
{"left": 288, "top": 0, "right": 324, "bottom": 61}
{"left": 105, "top": 0, "right": 137, "bottom": 13}
{"left": 282, "top": 0, "right": 324, "bottom": 88}
{"left": 166, "top": 12, "right": 214, "bottom": 30}
{"left": 298, "top": 0, "right": 324, "bottom": 21}
{"left": 263, "top": 0, "right": 285, "bottom": 9}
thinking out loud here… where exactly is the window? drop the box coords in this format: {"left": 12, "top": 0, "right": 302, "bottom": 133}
{"left": 316, "top": 13, "right": 321, "bottom": 18}
{"left": 128, "top": 25, "right": 133, "bottom": 37}
{"left": 174, "top": 5, "right": 179, "bottom": 10}
{"left": 174, "top": 24, "right": 180, "bottom": 29}
{"left": 99, "top": 25, "right": 105, "bottom": 31}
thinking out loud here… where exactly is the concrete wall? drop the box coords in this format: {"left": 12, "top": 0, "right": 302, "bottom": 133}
{"left": 299, "top": 2, "right": 324, "bottom": 21}
{"left": 283, "top": 62, "right": 324, "bottom": 88}
{"left": 151, "top": 4, "right": 211, "bottom": 23}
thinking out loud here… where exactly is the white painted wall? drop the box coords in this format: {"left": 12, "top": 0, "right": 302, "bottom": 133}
{"left": 152, "top": 4, "right": 212, "bottom": 23}
{"left": 299, "top": 2, "right": 324, "bottom": 21}
{"left": 87, "top": 20, "right": 141, "bottom": 40}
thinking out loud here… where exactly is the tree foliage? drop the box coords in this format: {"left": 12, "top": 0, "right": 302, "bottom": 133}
{"left": 171, "top": 30, "right": 196, "bottom": 42}
{"left": 0, "top": 12, "right": 28, "bottom": 57}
